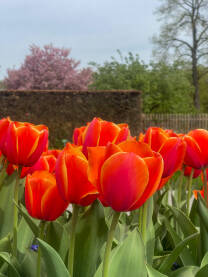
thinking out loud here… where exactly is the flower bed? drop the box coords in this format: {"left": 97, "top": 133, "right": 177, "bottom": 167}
{"left": 0, "top": 117, "right": 207, "bottom": 277}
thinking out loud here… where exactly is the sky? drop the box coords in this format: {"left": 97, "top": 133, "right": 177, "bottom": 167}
{"left": 0, "top": 0, "right": 161, "bottom": 79}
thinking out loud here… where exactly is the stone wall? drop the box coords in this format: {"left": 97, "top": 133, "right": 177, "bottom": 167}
{"left": 0, "top": 90, "right": 142, "bottom": 147}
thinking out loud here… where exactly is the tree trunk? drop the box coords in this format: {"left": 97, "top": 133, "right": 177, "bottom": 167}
{"left": 192, "top": 7, "right": 200, "bottom": 111}
{"left": 192, "top": 59, "right": 200, "bottom": 110}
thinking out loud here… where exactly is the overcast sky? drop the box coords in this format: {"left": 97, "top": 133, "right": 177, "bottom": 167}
{"left": 0, "top": 0, "right": 161, "bottom": 79}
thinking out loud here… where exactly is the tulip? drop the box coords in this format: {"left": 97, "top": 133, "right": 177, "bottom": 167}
{"left": 184, "top": 166, "right": 201, "bottom": 179}
{"left": 25, "top": 170, "right": 68, "bottom": 221}
{"left": 2, "top": 120, "right": 48, "bottom": 167}
{"left": 87, "top": 140, "right": 163, "bottom": 277}
{"left": 88, "top": 140, "right": 164, "bottom": 212}
{"left": 183, "top": 129, "right": 208, "bottom": 206}
{"left": 73, "top": 118, "right": 130, "bottom": 156}
{"left": 140, "top": 127, "right": 186, "bottom": 189}
{"left": 25, "top": 170, "right": 69, "bottom": 277}
{"left": 55, "top": 143, "right": 99, "bottom": 276}
{"left": 55, "top": 143, "right": 98, "bottom": 206}
{"left": 0, "top": 117, "right": 10, "bottom": 152}
{"left": 141, "top": 127, "right": 170, "bottom": 152}
{"left": 183, "top": 129, "right": 208, "bottom": 169}
{"left": 21, "top": 152, "right": 57, "bottom": 178}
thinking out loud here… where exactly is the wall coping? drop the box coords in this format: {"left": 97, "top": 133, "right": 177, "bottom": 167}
{"left": 0, "top": 89, "right": 142, "bottom": 95}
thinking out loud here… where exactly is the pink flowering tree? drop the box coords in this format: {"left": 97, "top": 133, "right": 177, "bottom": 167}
{"left": 4, "top": 44, "right": 92, "bottom": 90}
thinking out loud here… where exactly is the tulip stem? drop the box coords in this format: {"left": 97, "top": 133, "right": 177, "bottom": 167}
{"left": 102, "top": 211, "right": 120, "bottom": 277}
{"left": 177, "top": 169, "right": 184, "bottom": 209}
{"left": 202, "top": 168, "right": 208, "bottom": 208}
{"left": 141, "top": 201, "right": 148, "bottom": 244}
{"left": 138, "top": 207, "right": 143, "bottom": 233}
{"left": 36, "top": 221, "right": 46, "bottom": 277}
{"left": 12, "top": 168, "right": 21, "bottom": 257}
{"left": 186, "top": 169, "right": 194, "bottom": 216}
{"left": 68, "top": 204, "right": 79, "bottom": 277}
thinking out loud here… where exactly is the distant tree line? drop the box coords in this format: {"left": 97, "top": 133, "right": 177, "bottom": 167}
{"left": 1, "top": 47, "right": 208, "bottom": 114}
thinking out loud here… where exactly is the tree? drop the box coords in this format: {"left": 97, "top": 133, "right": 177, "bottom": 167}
{"left": 153, "top": 0, "right": 208, "bottom": 110}
{"left": 4, "top": 44, "right": 92, "bottom": 90}
{"left": 89, "top": 51, "right": 149, "bottom": 91}
{"left": 90, "top": 51, "right": 194, "bottom": 113}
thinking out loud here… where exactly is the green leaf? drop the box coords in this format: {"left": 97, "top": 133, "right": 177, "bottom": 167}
{"left": 170, "top": 266, "right": 199, "bottom": 277}
{"left": 146, "top": 264, "right": 168, "bottom": 276}
{"left": 201, "top": 252, "right": 208, "bottom": 268}
{"left": 0, "top": 174, "right": 16, "bottom": 238}
{"left": 169, "top": 206, "right": 198, "bottom": 260}
{"left": 197, "top": 194, "right": 208, "bottom": 232}
{"left": 16, "top": 203, "right": 39, "bottom": 237}
{"left": 73, "top": 201, "right": 108, "bottom": 277}
{"left": 37, "top": 239, "right": 69, "bottom": 277}
{"left": 159, "top": 233, "right": 199, "bottom": 274}
{"left": 20, "top": 250, "right": 47, "bottom": 277}
{"left": 20, "top": 250, "right": 38, "bottom": 277}
{"left": 163, "top": 217, "right": 196, "bottom": 265}
{"left": 0, "top": 236, "right": 11, "bottom": 253}
{"left": 0, "top": 252, "right": 21, "bottom": 277}
{"left": 17, "top": 217, "right": 34, "bottom": 257}
{"left": 199, "top": 222, "right": 208, "bottom": 262}
{"left": 196, "top": 265, "right": 208, "bottom": 277}
{"left": 94, "top": 229, "right": 147, "bottom": 277}
{"left": 45, "top": 221, "right": 69, "bottom": 262}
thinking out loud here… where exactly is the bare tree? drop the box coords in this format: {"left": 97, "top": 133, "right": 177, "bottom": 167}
{"left": 153, "top": 0, "right": 208, "bottom": 110}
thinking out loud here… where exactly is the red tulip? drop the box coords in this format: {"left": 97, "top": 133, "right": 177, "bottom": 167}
{"left": 88, "top": 140, "right": 164, "bottom": 211}
{"left": 2, "top": 121, "right": 48, "bottom": 166}
{"left": 183, "top": 129, "right": 208, "bottom": 169}
{"left": 21, "top": 152, "right": 57, "bottom": 178}
{"left": 55, "top": 143, "right": 98, "bottom": 206}
{"left": 159, "top": 137, "right": 186, "bottom": 178}
{"left": 184, "top": 166, "right": 201, "bottom": 179}
{"left": 73, "top": 118, "right": 130, "bottom": 156}
{"left": 0, "top": 117, "right": 11, "bottom": 152}
{"left": 25, "top": 170, "right": 68, "bottom": 221}
{"left": 140, "top": 127, "right": 186, "bottom": 189}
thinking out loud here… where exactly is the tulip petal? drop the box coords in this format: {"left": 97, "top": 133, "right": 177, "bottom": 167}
{"left": 143, "top": 127, "right": 168, "bottom": 152}
{"left": 41, "top": 184, "right": 68, "bottom": 221}
{"left": 118, "top": 140, "right": 153, "bottom": 158}
{"left": 187, "top": 129, "right": 208, "bottom": 167}
{"left": 183, "top": 135, "right": 203, "bottom": 169}
{"left": 130, "top": 152, "right": 164, "bottom": 210}
{"left": 100, "top": 152, "right": 149, "bottom": 211}
{"left": 87, "top": 146, "right": 106, "bottom": 188}
{"left": 159, "top": 138, "right": 186, "bottom": 178}
{"left": 82, "top": 118, "right": 101, "bottom": 156}
{"left": 99, "top": 121, "right": 120, "bottom": 146}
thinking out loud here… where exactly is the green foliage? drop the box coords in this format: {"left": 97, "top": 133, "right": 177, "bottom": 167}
{"left": 90, "top": 51, "right": 195, "bottom": 113}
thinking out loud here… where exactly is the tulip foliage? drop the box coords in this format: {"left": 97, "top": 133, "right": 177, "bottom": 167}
{"left": 1, "top": 118, "right": 208, "bottom": 277}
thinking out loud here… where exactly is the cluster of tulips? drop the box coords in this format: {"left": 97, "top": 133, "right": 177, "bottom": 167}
{"left": 1, "top": 116, "right": 208, "bottom": 277}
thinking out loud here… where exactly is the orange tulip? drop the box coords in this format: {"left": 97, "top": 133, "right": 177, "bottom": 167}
{"left": 55, "top": 143, "right": 98, "bottom": 206}
{"left": 88, "top": 140, "right": 164, "bottom": 211}
{"left": 183, "top": 129, "right": 208, "bottom": 169}
{"left": 2, "top": 120, "right": 48, "bottom": 166}
{"left": 25, "top": 170, "right": 68, "bottom": 221}
{"left": 73, "top": 118, "right": 130, "bottom": 156}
